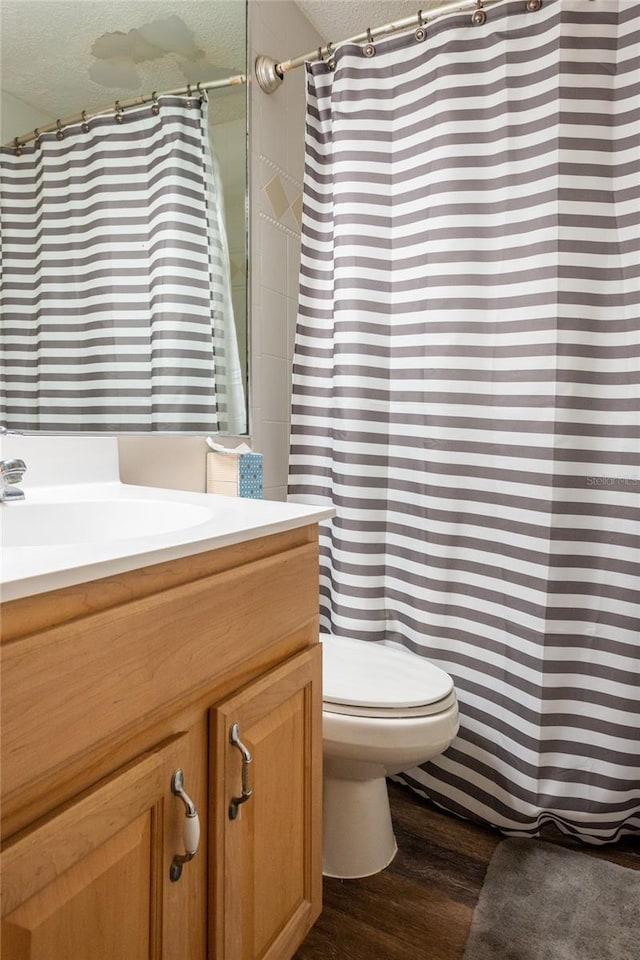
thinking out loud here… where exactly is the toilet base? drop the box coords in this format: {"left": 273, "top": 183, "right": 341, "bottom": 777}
{"left": 323, "top": 775, "right": 398, "bottom": 879}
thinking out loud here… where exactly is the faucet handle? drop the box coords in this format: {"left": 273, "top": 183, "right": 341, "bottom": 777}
{"left": 0, "top": 458, "right": 27, "bottom": 484}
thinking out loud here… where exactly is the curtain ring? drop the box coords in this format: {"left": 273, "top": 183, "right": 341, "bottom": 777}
{"left": 114, "top": 100, "right": 125, "bottom": 124}
{"left": 415, "top": 9, "right": 427, "bottom": 42}
{"left": 363, "top": 27, "right": 376, "bottom": 57}
{"left": 13, "top": 136, "right": 23, "bottom": 156}
{"left": 197, "top": 81, "right": 208, "bottom": 102}
{"left": 151, "top": 91, "right": 160, "bottom": 116}
{"left": 33, "top": 128, "right": 41, "bottom": 149}
{"left": 81, "top": 110, "right": 90, "bottom": 133}
{"left": 55, "top": 119, "right": 65, "bottom": 141}
{"left": 526, "top": 0, "right": 542, "bottom": 10}
{"left": 326, "top": 41, "right": 336, "bottom": 71}
{"left": 471, "top": 0, "right": 487, "bottom": 25}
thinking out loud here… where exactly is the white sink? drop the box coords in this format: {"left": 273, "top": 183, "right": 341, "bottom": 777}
{"left": 0, "top": 436, "right": 334, "bottom": 602}
{"left": 1, "top": 498, "right": 214, "bottom": 548}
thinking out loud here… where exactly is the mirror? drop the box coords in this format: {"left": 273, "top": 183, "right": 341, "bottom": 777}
{"left": 0, "top": 0, "right": 248, "bottom": 434}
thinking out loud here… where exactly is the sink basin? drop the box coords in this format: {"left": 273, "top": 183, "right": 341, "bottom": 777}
{"left": 0, "top": 499, "right": 214, "bottom": 548}
{"left": 0, "top": 437, "right": 335, "bottom": 603}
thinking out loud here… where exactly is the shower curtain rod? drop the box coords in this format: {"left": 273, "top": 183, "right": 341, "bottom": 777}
{"left": 255, "top": 0, "right": 541, "bottom": 93}
{"left": 5, "top": 74, "right": 247, "bottom": 150}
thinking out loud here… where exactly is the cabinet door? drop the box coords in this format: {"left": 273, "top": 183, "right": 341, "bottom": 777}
{"left": 1, "top": 726, "right": 207, "bottom": 960}
{"left": 210, "top": 646, "right": 322, "bottom": 960}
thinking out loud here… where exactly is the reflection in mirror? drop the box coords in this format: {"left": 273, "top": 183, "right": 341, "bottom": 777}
{"left": 0, "top": 0, "right": 248, "bottom": 434}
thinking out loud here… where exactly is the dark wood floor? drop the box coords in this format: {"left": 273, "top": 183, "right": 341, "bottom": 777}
{"left": 294, "top": 781, "right": 639, "bottom": 960}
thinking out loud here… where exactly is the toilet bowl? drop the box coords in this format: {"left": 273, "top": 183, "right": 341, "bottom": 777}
{"left": 321, "top": 634, "right": 459, "bottom": 879}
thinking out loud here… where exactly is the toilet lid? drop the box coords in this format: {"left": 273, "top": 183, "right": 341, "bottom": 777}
{"left": 321, "top": 634, "right": 453, "bottom": 711}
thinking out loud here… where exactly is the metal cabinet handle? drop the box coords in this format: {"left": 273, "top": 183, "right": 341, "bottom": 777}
{"left": 169, "top": 768, "right": 201, "bottom": 882}
{"left": 229, "top": 722, "right": 253, "bottom": 820}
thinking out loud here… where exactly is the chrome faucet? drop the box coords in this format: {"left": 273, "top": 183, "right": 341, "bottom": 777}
{"left": 0, "top": 458, "right": 27, "bottom": 502}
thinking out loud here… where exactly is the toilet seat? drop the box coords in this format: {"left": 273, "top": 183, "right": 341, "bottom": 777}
{"left": 321, "top": 634, "right": 455, "bottom": 719}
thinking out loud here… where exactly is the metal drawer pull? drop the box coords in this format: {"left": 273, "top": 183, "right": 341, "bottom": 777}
{"left": 229, "top": 722, "right": 253, "bottom": 820}
{"left": 169, "top": 768, "right": 201, "bottom": 882}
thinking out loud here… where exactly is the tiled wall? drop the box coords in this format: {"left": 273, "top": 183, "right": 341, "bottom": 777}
{"left": 249, "top": 0, "right": 323, "bottom": 501}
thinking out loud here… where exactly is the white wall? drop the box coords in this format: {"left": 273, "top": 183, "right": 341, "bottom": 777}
{"left": 1, "top": 90, "right": 54, "bottom": 144}
{"left": 249, "top": 0, "right": 323, "bottom": 501}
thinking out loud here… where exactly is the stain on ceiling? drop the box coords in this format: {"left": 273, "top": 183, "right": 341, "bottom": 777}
{"left": 0, "top": 0, "right": 453, "bottom": 131}
{"left": 0, "top": 0, "right": 246, "bottom": 124}
{"left": 89, "top": 13, "right": 224, "bottom": 88}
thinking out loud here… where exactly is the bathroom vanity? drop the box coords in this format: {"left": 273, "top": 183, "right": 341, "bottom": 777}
{"left": 0, "top": 438, "right": 332, "bottom": 960}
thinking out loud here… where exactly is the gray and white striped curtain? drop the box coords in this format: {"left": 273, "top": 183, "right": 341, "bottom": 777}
{"left": 0, "top": 95, "right": 246, "bottom": 433}
{"left": 289, "top": 0, "right": 639, "bottom": 842}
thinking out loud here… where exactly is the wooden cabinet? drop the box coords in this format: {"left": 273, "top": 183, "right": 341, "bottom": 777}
{"left": 2, "top": 727, "right": 207, "bottom": 960}
{"left": 211, "top": 650, "right": 322, "bottom": 960}
{"left": 1, "top": 526, "right": 322, "bottom": 960}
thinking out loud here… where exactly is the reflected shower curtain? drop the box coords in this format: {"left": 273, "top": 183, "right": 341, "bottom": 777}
{"left": 288, "top": 0, "right": 640, "bottom": 841}
{"left": 0, "top": 95, "right": 246, "bottom": 433}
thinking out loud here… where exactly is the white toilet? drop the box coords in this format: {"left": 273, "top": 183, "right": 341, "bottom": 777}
{"left": 321, "top": 634, "right": 459, "bottom": 879}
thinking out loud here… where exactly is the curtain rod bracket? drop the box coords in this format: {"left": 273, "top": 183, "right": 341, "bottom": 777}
{"left": 255, "top": 55, "right": 284, "bottom": 95}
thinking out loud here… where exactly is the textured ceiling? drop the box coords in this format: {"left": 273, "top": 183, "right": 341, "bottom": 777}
{"left": 0, "top": 0, "right": 246, "bottom": 123}
{"left": 295, "top": 0, "right": 447, "bottom": 44}
{"left": 0, "top": 0, "right": 452, "bottom": 129}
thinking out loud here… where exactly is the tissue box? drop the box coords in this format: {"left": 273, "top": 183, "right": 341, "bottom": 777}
{"left": 206, "top": 451, "right": 263, "bottom": 499}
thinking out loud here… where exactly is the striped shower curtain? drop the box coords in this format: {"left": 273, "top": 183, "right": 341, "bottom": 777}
{"left": 0, "top": 95, "right": 246, "bottom": 433}
{"left": 288, "top": 0, "right": 639, "bottom": 842}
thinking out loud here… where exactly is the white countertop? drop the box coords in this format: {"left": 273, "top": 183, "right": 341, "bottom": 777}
{"left": 0, "top": 436, "right": 333, "bottom": 601}
{"left": 0, "top": 481, "right": 334, "bottom": 601}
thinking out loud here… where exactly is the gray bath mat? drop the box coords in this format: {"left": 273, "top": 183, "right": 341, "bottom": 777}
{"left": 463, "top": 838, "right": 640, "bottom": 960}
